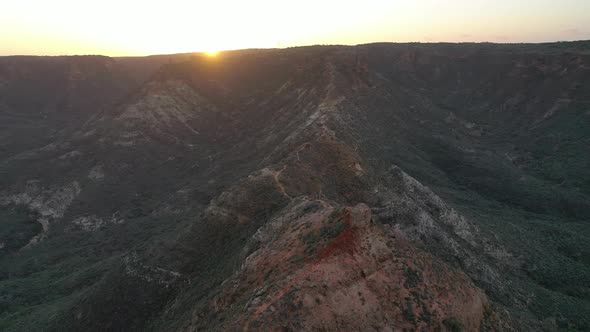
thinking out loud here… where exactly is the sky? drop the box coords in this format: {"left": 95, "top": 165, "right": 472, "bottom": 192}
{"left": 1, "top": 0, "right": 589, "bottom": 56}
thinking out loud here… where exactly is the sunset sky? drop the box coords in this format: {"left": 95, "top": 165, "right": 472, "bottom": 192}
{"left": 1, "top": 0, "right": 589, "bottom": 56}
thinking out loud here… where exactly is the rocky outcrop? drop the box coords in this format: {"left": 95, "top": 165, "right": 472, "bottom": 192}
{"left": 373, "top": 166, "right": 516, "bottom": 296}
{"left": 122, "top": 251, "right": 183, "bottom": 287}
{"left": 70, "top": 213, "right": 123, "bottom": 232}
{"left": 114, "top": 79, "right": 215, "bottom": 143}
{"left": 87, "top": 165, "right": 105, "bottom": 181}
{"left": 204, "top": 200, "right": 489, "bottom": 331}
{"left": 1, "top": 180, "right": 81, "bottom": 246}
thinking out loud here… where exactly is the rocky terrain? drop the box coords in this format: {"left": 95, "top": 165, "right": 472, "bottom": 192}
{"left": 1, "top": 41, "right": 590, "bottom": 331}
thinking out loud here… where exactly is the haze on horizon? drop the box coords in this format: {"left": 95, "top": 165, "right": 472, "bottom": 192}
{"left": 1, "top": 0, "right": 589, "bottom": 56}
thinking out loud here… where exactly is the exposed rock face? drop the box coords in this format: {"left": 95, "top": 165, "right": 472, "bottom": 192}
{"left": 1, "top": 180, "right": 81, "bottom": 246}
{"left": 373, "top": 166, "right": 515, "bottom": 295}
{"left": 87, "top": 165, "right": 104, "bottom": 181}
{"left": 122, "top": 251, "right": 183, "bottom": 287}
{"left": 208, "top": 201, "right": 489, "bottom": 331}
{"left": 117, "top": 79, "right": 213, "bottom": 138}
{"left": 71, "top": 213, "right": 123, "bottom": 232}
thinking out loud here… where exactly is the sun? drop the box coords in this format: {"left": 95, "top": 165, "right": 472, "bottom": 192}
{"left": 205, "top": 49, "right": 219, "bottom": 57}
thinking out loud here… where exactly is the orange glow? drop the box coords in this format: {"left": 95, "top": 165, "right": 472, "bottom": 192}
{"left": 205, "top": 50, "right": 219, "bottom": 57}
{"left": 0, "top": 0, "right": 589, "bottom": 56}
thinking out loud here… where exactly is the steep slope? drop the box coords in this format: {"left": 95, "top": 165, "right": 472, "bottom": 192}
{"left": 1, "top": 42, "right": 589, "bottom": 331}
{"left": 210, "top": 202, "right": 488, "bottom": 331}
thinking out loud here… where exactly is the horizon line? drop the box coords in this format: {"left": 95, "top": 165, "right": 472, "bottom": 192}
{"left": 1, "top": 39, "right": 589, "bottom": 58}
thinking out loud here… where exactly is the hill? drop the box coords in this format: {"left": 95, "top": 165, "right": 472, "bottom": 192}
{"left": 1, "top": 42, "right": 590, "bottom": 331}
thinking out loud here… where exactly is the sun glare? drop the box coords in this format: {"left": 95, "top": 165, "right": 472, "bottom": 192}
{"left": 205, "top": 50, "right": 219, "bottom": 57}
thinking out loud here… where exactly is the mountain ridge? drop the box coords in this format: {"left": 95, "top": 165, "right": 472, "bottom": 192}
{"left": 1, "top": 42, "right": 589, "bottom": 331}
